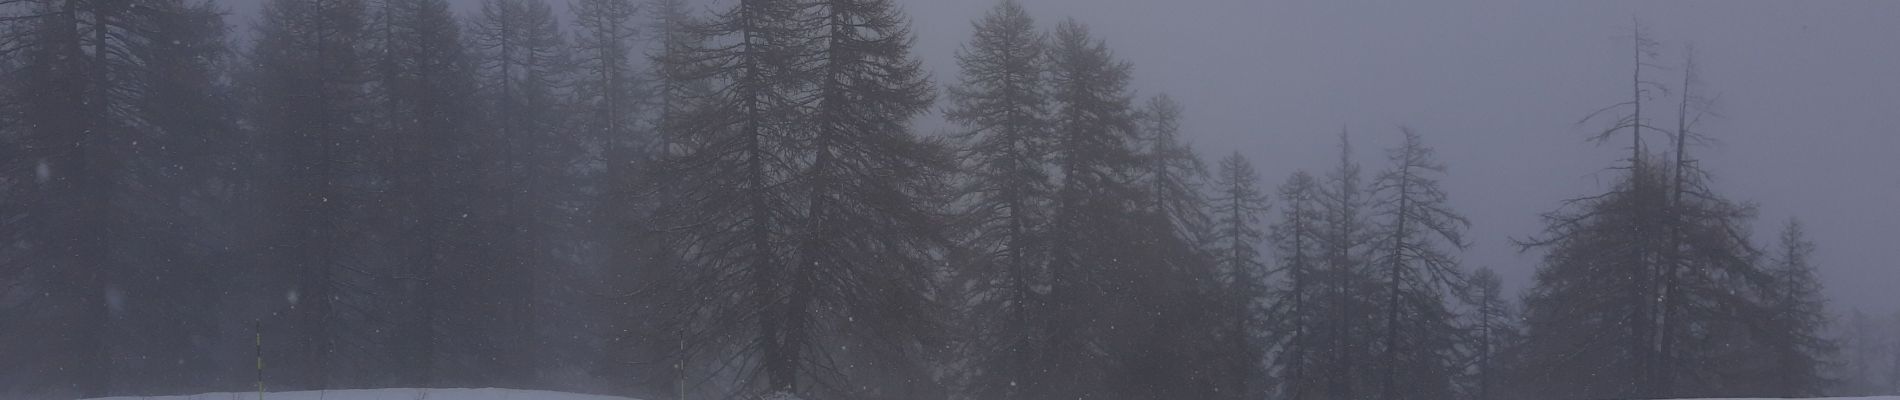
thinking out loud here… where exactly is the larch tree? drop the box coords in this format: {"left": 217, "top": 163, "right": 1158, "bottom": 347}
{"left": 1368, "top": 127, "right": 1469, "bottom": 400}
{"left": 1461, "top": 267, "right": 1517, "bottom": 400}
{"left": 1758, "top": 218, "right": 1836, "bottom": 397}
{"left": 1316, "top": 129, "right": 1377, "bottom": 400}
{"left": 784, "top": 0, "right": 950, "bottom": 396}
{"left": 1042, "top": 18, "right": 1144, "bottom": 399}
{"left": 0, "top": 0, "right": 240, "bottom": 394}
{"left": 645, "top": 0, "right": 809, "bottom": 396}
{"left": 1268, "top": 170, "right": 1326, "bottom": 400}
{"left": 246, "top": 0, "right": 378, "bottom": 389}
{"left": 1120, "top": 93, "right": 1222, "bottom": 399}
{"left": 1208, "top": 151, "right": 1272, "bottom": 399}
{"left": 942, "top": 1, "right": 1056, "bottom": 398}
{"left": 111, "top": 0, "right": 247, "bottom": 393}
{"left": 467, "top": 0, "right": 573, "bottom": 385}
{"left": 0, "top": 0, "right": 139, "bottom": 393}
{"left": 366, "top": 0, "right": 480, "bottom": 385}
{"left": 570, "top": 0, "right": 649, "bottom": 264}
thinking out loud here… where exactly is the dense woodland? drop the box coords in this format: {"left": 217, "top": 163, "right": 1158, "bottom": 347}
{"left": 0, "top": 0, "right": 1889, "bottom": 399}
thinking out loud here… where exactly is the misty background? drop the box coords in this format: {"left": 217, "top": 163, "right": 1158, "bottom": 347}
{"left": 217, "top": 0, "right": 1899, "bottom": 310}
{"left": 2, "top": 0, "right": 1896, "bottom": 399}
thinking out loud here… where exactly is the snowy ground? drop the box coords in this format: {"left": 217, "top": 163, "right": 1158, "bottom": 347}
{"left": 1690, "top": 398, "right": 1900, "bottom": 400}
{"left": 81, "top": 388, "right": 1900, "bottom": 400}
{"left": 87, "top": 388, "right": 637, "bottom": 400}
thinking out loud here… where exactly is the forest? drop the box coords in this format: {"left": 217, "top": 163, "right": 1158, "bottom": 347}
{"left": 0, "top": 0, "right": 1893, "bottom": 399}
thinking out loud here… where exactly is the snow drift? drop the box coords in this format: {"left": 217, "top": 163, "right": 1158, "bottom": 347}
{"left": 88, "top": 388, "right": 637, "bottom": 400}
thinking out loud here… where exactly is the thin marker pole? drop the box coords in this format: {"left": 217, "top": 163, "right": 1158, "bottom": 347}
{"left": 256, "top": 320, "right": 264, "bottom": 400}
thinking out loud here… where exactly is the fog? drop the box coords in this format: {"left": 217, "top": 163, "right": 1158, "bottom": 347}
{"left": 909, "top": 0, "right": 1900, "bottom": 312}
{"left": 6, "top": 0, "right": 1898, "bottom": 398}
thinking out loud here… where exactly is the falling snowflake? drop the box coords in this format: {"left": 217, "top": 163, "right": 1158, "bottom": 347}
{"left": 35, "top": 159, "right": 51, "bottom": 183}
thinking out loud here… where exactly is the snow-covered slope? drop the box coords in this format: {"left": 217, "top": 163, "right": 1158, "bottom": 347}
{"left": 1688, "top": 398, "right": 1900, "bottom": 400}
{"left": 86, "top": 390, "right": 1900, "bottom": 400}
{"left": 88, "top": 388, "right": 638, "bottom": 400}
{"left": 1690, "top": 398, "right": 1900, "bottom": 400}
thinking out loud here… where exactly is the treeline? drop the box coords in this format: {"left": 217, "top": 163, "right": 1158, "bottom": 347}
{"left": 0, "top": 0, "right": 1857, "bottom": 400}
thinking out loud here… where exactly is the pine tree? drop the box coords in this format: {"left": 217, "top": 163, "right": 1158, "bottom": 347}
{"left": 365, "top": 0, "right": 480, "bottom": 385}
{"left": 467, "top": 0, "right": 573, "bottom": 386}
{"left": 784, "top": 0, "right": 949, "bottom": 396}
{"left": 1120, "top": 93, "right": 1222, "bottom": 399}
{"left": 1515, "top": 156, "right": 1668, "bottom": 399}
{"left": 1758, "top": 218, "right": 1837, "bottom": 396}
{"left": 112, "top": 0, "right": 246, "bottom": 393}
{"left": 1268, "top": 170, "right": 1326, "bottom": 400}
{"left": 246, "top": 0, "right": 376, "bottom": 388}
{"left": 570, "top": 0, "right": 649, "bottom": 271}
{"left": 1368, "top": 127, "right": 1469, "bottom": 400}
{"left": 0, "top": 0, "right": 248, "bottom": 394}
{"left": 1461, "top": 267, "right": 1517, "bottom": 400}
{"left": 0, "top": 0, "right": 133, "bottom": 393}
{"left": 571, "top": 0, "right": 646, "bottom": 161}
{"left": 1042, "top": 18, "right": 1144, "bottom": 399}
{"left": 1208, "top": 151, "right": 1272, "bottom": 399}
{"left": 942, "top": 2, "right": 1056, "bottom": 398}
{"left": 1316, "top": 130, "right": 1377, "bottom": 400}
{"left": 646, "top": 0, "right": 810, "bottom": 395}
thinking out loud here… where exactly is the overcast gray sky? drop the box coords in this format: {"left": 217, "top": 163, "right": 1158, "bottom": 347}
{"left": 227, "top": 0, "right": 1900, "bottom": 313}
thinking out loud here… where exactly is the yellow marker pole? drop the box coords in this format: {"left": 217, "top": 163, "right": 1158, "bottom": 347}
{"left": 256, "top": 320, "right": 264, "bottom": 400}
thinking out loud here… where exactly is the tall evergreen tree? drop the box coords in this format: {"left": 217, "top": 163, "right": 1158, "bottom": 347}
{"left": 1268, "top": 170, "right": 1326, "bottom": 400}
{"left": 246, "top": 0, "right": 376, "bottom": 388}
{"left": 1368, "top": 127, "right": 1469, "bottom": 400}
{"left": 1460, "top": 267, "right": 1517, "bottom": 400}
{"left": 1119, "top": 93, "right": 1222, "bottom": 399}
{"left": 942, "top": 2, "right": 1056, "bottom": 398}
{"left": 786, "top": 0, "right": 951, "bottom": 396}
{"left": 0, "top": 0, "right": 242, "bottom": 394}
{"left": 570, "top": 0, "right": 649, "bottom": 271}
{"left": 466, "top": 0, "right": 571, "bottom": 386}
{"left": 645, "top": 0, "right": 810, "bottom": 395}
{"left": 365, "top": 0, "right": 479, "bottom": 385}
{"left": 1757, "top": 218, "right": 1837, "bottom": 396}
{"left": 1042, "top": 18, "right": 1145, "bottom": 399}
{"left": 0, "top": 0, "right": 135, "bottom": 393}
{"left": 1208, "top": 151, "right": 1271, "bottom": 399}
{"left": 111, "top": 0, "right": 247, "bottom": 393}
{"left": 1316, "top": 130, "right": 1377, "bottom": 400}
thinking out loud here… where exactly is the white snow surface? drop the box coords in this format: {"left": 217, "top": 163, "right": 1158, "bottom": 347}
{"left": 87, "top": 388, "right": 638, "bottom": 400}
{"left": 81, "top": 390, "right": 1900, "bottom": 400}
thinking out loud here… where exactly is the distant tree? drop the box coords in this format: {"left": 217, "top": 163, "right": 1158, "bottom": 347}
{"left": 467, "top": 0, "right": 573, "bottom": 386}
{"left": 571, "top": 0, "right": 646, "bottom": 162}
{"left": 246, "top": 0, "right": 378, "bottom": 388}
{"left": 366, "top": 0, "right": 482, "bottom": 385}
{"left": 1268, "top": 170, "right": 1326, "bottom": 400}
{"left": 0, "top": 0, "right": 244, "bottom": 394}
{"left": 1835, "top": 309, "right": 1890, "bottom": 394}
{"left": 786, "top": 0, "right": 950, "bottom": 396}
{"left": 0, "top": 0, "right": 139, "bottom": 393}
{"left": 1042, "top": 18, "right": 1145, "bottom": 399}
{"left": 1121, "top": 93, "right": 1223, "bottom": 399}
{"left": 1315, "top": 130, "right": 1379, "bottom": 399}
{"left": 570, "top": 3, "right": 653, "bottom": 374}
{"left": 1460, "top": 267, "right": 1518, "bottom": 400}
{"left": 1368, "top": 127, "right": 1469, "bottom": 400}
{"left": 643, "top": 0, "right": 805, "bottom": 395}
{"left": 112, "top": 0, "right": 247, "bottom": 393}
{"left": 1757, "top": 218, "right": 1837, "bottom": 396}
{"left": 942, "top": 2, "right": 1057, "bottom": 398}
{"left": 1207, "top": 151, "right": 1272, "bottom": 399}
